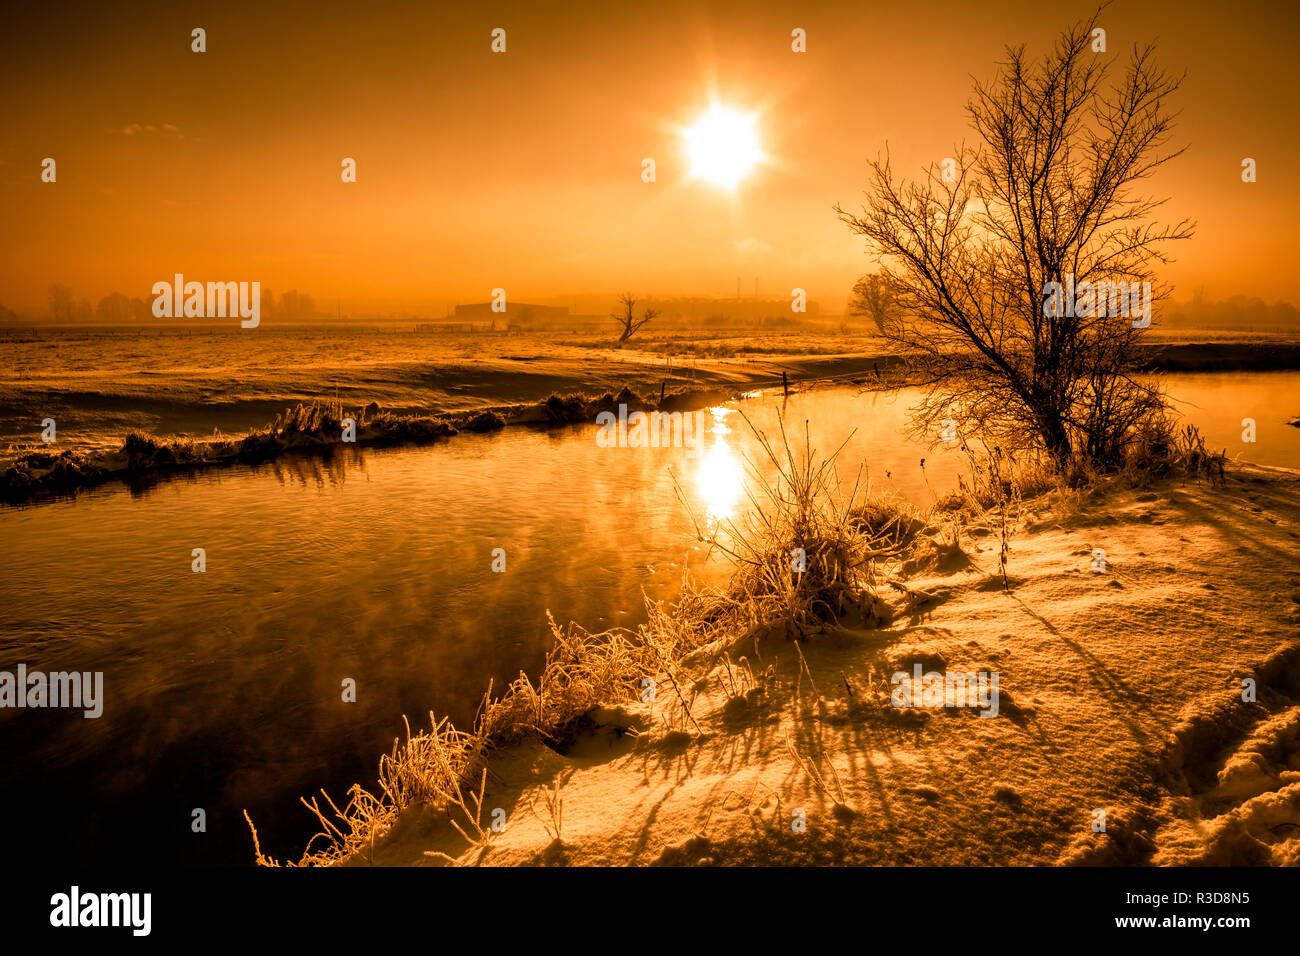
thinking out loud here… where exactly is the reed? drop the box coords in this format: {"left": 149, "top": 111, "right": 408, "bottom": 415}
{"left": 248, "top": 408, "right": 941, "bottom": 866}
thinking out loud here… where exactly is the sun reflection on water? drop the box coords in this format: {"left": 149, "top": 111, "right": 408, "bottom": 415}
{"left": 696, "top": 406, "right": 745, "bottom": 522}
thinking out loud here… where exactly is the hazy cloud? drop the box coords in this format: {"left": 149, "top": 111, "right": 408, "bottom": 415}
{"left": 118, "top": 123, "right": 181, "bottom": 137}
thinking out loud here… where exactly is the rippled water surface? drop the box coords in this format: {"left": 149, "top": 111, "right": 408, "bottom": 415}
{"left": 1, "top": 373, "right": 1296, "bottom": 864}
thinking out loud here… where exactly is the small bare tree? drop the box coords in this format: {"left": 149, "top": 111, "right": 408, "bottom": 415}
{"left": 836, "top": 11, "right": 1193, "bottom": 468}
{"left": 848, "top": 274, "right": 896, "bottom": 338}
{"left": 611, "top": 292, "right": 659, "bottom": 345}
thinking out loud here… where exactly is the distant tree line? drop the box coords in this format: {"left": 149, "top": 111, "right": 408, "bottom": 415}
{"left": 847, "top": 279, "right": 1299, "bottom": 336}
{"left": 1164, "top": 288, "right": 1300, "bottom": 328}
{"left": 0, "top": 285, "right": 321, "bottom": 324}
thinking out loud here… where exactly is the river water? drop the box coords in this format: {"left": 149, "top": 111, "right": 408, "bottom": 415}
{"left": 1, "top": 372, "right": 1296, "bottom": 865}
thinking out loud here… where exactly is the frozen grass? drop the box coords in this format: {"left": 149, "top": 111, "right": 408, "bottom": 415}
{"left": 0, "top": 399, "right": 457, "bottom": 502}
{"left": 249, "top": 406, "right": 1241, "bottom": 866}
{"left": 0, "top": 383, "right": 730, "bottom": 504}
{"left": 675, "top": 411, "right": 901, "bottom": 639}
{"left": 1122, "top": 418, "right": 1229, "bottom": 485}
{"left": 246, "top": 612, "right": 678, "bottom": 867}
{"left": 249, "top": 410, "right": 912, "bottom": 866}
{"left": 531, "top": 384, "right": 734, "bottom": 425}
{"left": 539, "top": 386, "right": 645, "bottom": 425}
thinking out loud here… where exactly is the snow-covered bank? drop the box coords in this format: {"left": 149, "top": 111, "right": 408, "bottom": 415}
{"left": 272, "top": 462, "right": 1300, "bottom": 866}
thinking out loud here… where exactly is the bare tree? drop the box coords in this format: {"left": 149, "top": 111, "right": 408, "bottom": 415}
{"left": 848, "top": 274, "right": 896, "bottom": 338}
{"left": 611, "top": 292, "right": 659, "bottom": 345}
{"left": 47, "top": 283, "right": 73, "bottom": 322}
{"left": 836, "top": 12, "right": 1193, "bottom": 468}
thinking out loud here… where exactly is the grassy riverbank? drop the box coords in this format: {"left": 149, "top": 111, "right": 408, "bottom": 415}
{"left": 0, "top": 383, "right": 736, "bottom": 504}
{"left": 4, "top": 324, "right": 1298, "bottom": 458}
{"left": 6, "top": 328, "right": 1299, "bottom": 505}
{"left": 250, "top": 422, "right": 1300, "bottom": 867}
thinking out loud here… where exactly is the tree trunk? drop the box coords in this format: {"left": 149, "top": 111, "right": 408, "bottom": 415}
{"left": 1041, "top": 414, "right": 1073, "bottom": 466}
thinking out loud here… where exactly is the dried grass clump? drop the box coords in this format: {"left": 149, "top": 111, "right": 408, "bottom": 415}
{"left": 676, "top": 411, "right": 902, "bottom": 638}
{"left": 254, "top": 407, "right": 908, "bottom": 866}
{"left": 848, "top": 496, "right": 922, "bottom": 546}
{"left": 483, "top": 616, "right": 658, "bottom": 743}
{"left": 1122, "top": 418, "right": 1227, "bottom": 485}
{"left": 242, "top": 401, "right": 460, "bottom": 455}
{"left": 274, "top": 402, "right": 346, "bottom": 437}
{"left": 463, "top": 410, "right": 508, "bottom": 433}
{"left": 250, "top": 612, "right": 675, "bottom": 866}
{"left": 362, "top": 412, "right": 458, "bottom": 446}
{"left": 235, "top": 402, "right": 350, "bottom": 460}
{"left": 532, "top": 384, "right": 729, "bottom": 426}
{"left": 121, "top": 430, "right": 204, "bottom": 467}
{"left": 0, "top": 448, "right": 107, "bottom": 500}
{"left": 539, "top": 385, "right": 650, "bottom": 425}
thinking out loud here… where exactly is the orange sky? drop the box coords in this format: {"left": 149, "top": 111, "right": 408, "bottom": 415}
{"left": 2, "top": 0, "right": 1297, "bottom": 314}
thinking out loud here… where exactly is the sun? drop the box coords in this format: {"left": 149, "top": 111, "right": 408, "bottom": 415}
{"left": 683, "top": 104, "right": 762, "bottom": 190}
